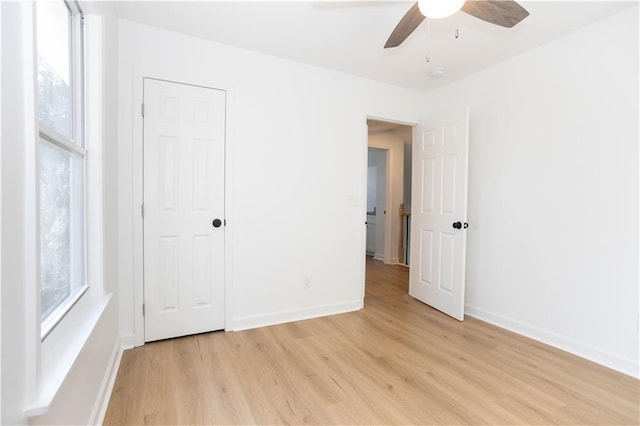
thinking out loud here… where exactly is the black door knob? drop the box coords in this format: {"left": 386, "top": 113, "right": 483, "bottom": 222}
{"left": 452, "top": 221, "right": 462, "bottom": 229}
{"left": 212, "top": 219, "right": 222, "bottom": 228}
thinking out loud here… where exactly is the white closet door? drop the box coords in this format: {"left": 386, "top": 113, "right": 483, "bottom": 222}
{"left": 143, "top": 78, "right": 226, "bottom": 341}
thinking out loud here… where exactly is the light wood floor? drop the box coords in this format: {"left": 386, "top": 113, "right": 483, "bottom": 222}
{"left": 104, "top": 258, "right": 639, "bottom": 425}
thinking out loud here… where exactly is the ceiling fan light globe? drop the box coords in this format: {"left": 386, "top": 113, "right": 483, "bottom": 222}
{"left": 417, "top": 0, "right": 466, "bottom": 19}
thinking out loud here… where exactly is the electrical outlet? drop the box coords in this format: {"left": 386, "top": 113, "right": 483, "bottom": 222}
{"left": 304, "top": 277, "right": 311, "bottom": 289}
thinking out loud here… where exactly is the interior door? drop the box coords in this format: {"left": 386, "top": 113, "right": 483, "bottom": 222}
{"left": 143, "top": 78, "right": 226, "bottom": 341}
{"left": 409, "top": 108, "right": 469, "bottom": 321}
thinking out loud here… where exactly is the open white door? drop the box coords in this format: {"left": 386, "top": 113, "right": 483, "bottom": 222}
{"left": 143, "top": 78, "right": 226, "bottom": 341}
{"left": 409, "top": 108, "right": 469, "bottom": 321}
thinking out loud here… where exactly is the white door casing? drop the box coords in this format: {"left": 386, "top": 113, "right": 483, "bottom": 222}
{"left": 409, "top": 108, "right": 469, "bottom": 321}
{"left": 143, "top": 78, "right": 226, "bottom": 341}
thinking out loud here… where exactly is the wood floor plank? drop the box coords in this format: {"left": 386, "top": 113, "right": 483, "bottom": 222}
{"left": 104, "top": 258, "right": 639, "bottom": 425}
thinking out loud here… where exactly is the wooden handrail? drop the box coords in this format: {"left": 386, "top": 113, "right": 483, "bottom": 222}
{"left": 399, "top": 203, "right": 411, "bottom": 218}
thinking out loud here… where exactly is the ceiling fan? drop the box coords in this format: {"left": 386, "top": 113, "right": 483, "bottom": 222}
{"left": 385, "top": 0, "right": 530, "bottom": 48}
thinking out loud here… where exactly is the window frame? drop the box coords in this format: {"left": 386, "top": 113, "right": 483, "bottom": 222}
{"left": 37, "top": 0, "right": 88, "bottom": 340}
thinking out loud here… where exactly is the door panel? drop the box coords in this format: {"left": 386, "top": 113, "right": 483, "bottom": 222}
{"left": 421, "top": 157, "right": 435, "bottom": 213}
{"left": 419, "top": 230, "right": 434, "bottom": 284}
{"left": 409, "top": 108, "right": 469, "bottom": 321}
{"left": 143, "top": 78, "right": 226, "bottom": 341}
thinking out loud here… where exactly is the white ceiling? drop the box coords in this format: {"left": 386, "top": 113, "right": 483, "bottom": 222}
{"left": 114, "top": 1, "right": 636, "bottom": 92}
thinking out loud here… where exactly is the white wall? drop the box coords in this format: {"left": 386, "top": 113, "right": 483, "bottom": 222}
{"left": 101, "top": 3, "right": 120, "bottom": 335}
{"left": 117, "top": 19, "right": 422, "bottom": 337}
{"left": 422, "top": 6, "right": 639, "bottom": 377}
{"left": 0, "top": 2, "right": 121, "bottom": 424}
{"left": 1, "top": 4, "right": 29, "bottom": 422}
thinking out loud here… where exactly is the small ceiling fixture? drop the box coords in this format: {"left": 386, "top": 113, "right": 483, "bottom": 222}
{"left": 417, "top": 0, "right": 466, "bottom": 19}
{"left": 428, "top": 68, "right": 446, "bottom": 79}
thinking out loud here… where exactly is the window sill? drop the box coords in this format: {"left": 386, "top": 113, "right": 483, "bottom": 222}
{"left": 23, "top": 293, "right": 111, "bottom": 418}
{"left": 41, "top": 285, "right": 89, "bottom": 340}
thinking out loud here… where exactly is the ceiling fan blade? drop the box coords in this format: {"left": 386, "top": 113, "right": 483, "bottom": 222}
{"left": 384, "top": 2, "right": 425, "bottom": 49}
{"left": 461, "top": 0, "right": 529, "bottom": 28}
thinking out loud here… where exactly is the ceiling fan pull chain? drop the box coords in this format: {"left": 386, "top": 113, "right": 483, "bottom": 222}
{"left": 455, "top": 28, "right": 460, "bottom": 39}
{"left": 424, "top": 17, "right": 432, "bottom": 63}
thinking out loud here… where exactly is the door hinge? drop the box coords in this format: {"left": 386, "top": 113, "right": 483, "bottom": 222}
{"left": 141, "top": 103, "right": 145, "bottom": 117}
{"left": 142, "top": 303, "right": 145, "bottom": 316}
{"left": 141, "top": 203, "right": 144, "bottom": 218}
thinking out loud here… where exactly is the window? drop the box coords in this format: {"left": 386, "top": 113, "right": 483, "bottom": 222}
{"left": 37, "top": 0, "right": 87, "bottom": 337}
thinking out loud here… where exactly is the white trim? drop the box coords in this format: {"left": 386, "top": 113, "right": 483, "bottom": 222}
{"left": 232, "top": 300, "right": 363, "bottom": 332}
{"left": 88, "top": 337, "right": 123, "bottom": 426}
{"left": 84, "top": 13, "right": 104, "bottom": 301}
{"left": 23, "top": 0, "right": 40, "bottom": 406}
{"left": 131, "top": 69, "right": 144, "bottom": 346}
{"left": 39, "top": 123, "right": 87, "bottom": 156}
{"left": 130, "top": 68, "right": 235, "bottom": 345}
{"left": 223, "top": 87, "right": 235, "bottom": 332}
{"left": 465, "top": 304, "right": 639, "bottom": 379}
{"left": 120, "top": 333, "right": 135, "bottom": 350}
{"left": 24, "top": 294, "right": 111, "bottom": 417}
{"left": 70, "top": 0, "right": 84, "bottom": 148}
{"left": 367, "top": 116, "right": 417, "bottom": 128}
{"left": 41, "top": 284, "right": 88, "bottom": 339}
{"left": 357, "top": 119, "right": 368, "bottom": 304}
{"left": 0, "top": 2, "right": 3, "bottom": 421}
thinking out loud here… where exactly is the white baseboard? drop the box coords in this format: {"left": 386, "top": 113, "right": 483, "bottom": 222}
{"left": 465, "top": 304, "right": 639, "bottom": 379}
{"left": 120, "top": 333, "right": 135, "bottom": 349}
{"left": 373, "top": 253, "right": 384, "bottom": 261}
{"left": 232, "top": 300, "right": 363, "bottom": 331}
{"left": 88, "top": 337, "right": 123, "bottom": 425}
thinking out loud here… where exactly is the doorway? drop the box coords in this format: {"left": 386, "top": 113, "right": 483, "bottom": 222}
{"left": 365, "top": 118, "right": 413, "bottom": 267}
{"left": 364, "top": 110, "right": 470, "bottom": 321}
